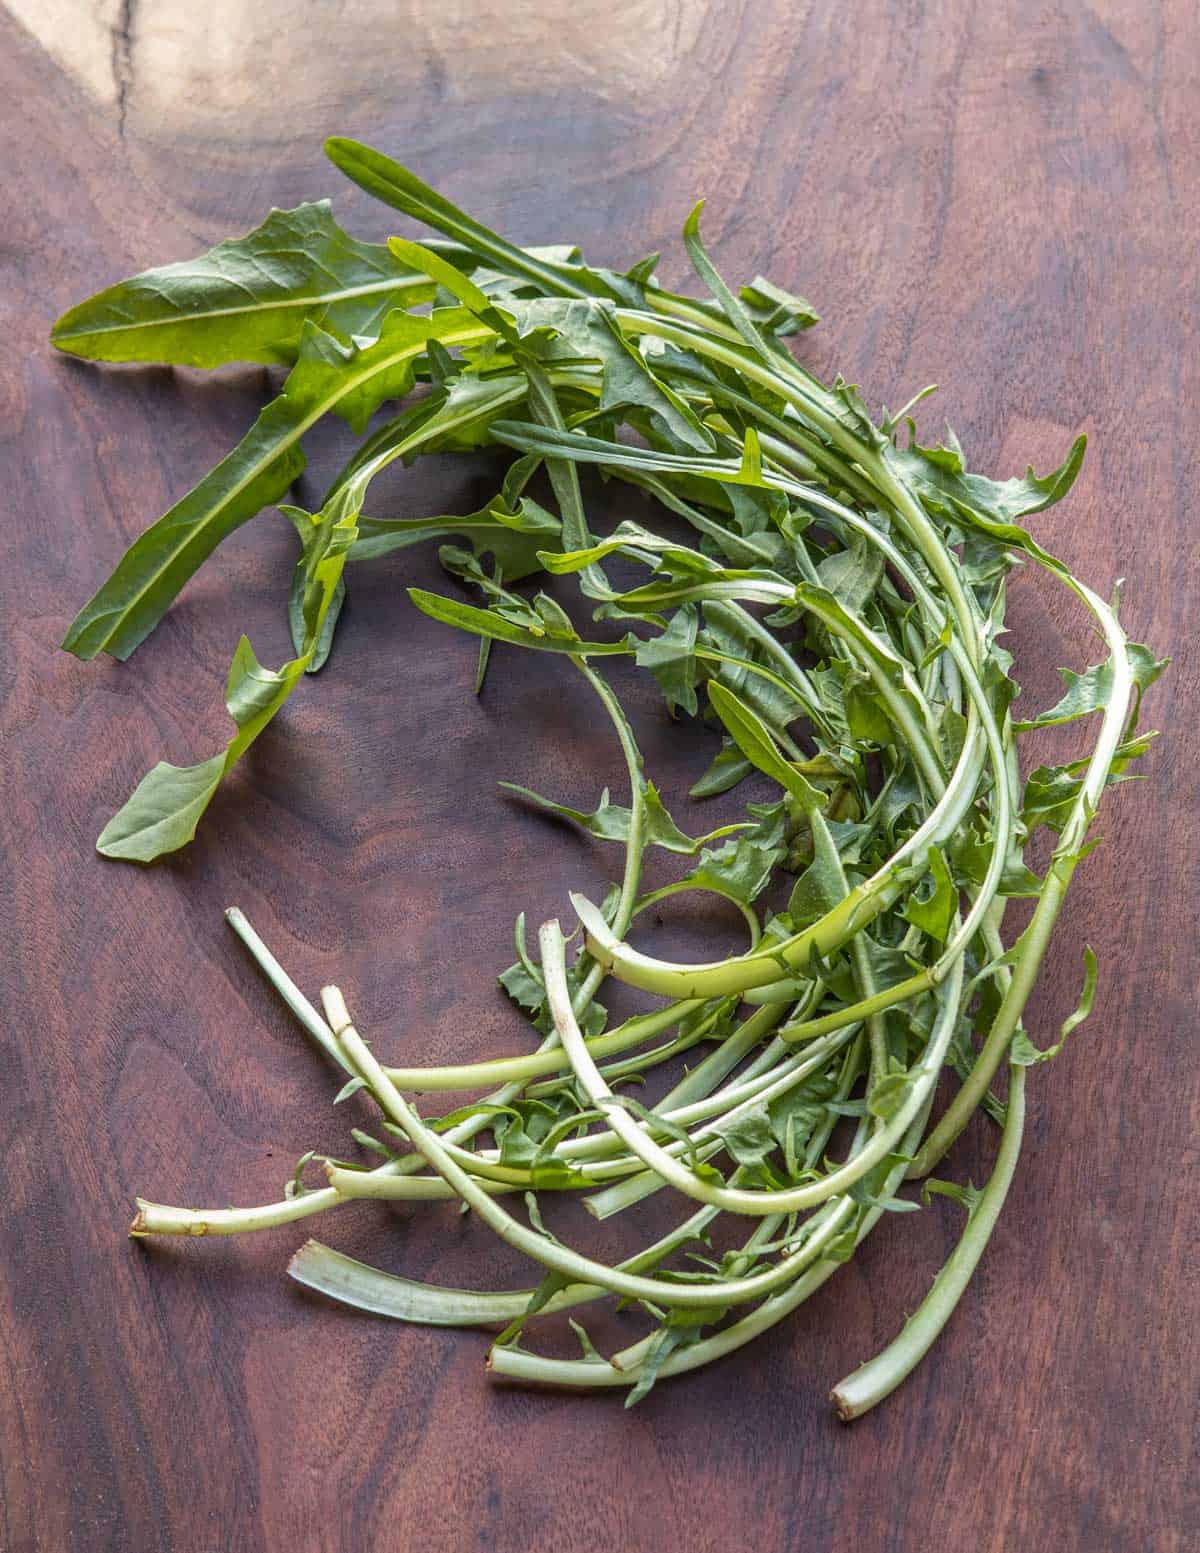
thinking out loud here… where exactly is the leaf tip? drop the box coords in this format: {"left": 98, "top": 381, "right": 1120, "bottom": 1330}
{"left": 323, "top": 135, "right": 357, "bottom": 166}
{"left": 386, "top": 234, "right": 420, "bottom": 265}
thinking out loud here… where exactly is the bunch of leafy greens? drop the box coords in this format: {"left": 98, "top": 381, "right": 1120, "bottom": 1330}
{"left": 56, "top": 138, "right": 1167, "bottom": 1417}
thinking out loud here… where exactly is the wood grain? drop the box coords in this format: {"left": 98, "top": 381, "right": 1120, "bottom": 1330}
{"left": 1, "top": 2, "right": 1196, "bottom": 1549}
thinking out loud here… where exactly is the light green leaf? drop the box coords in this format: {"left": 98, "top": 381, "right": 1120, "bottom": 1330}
{"left": 50, "top": 201, "right": 436, "bottom": 367}
{"left": 1013, "top": 643, "right": 1169, "bottom": 731}
{"left": 738, "top": 275, "right": 819, "bottom": 336}
{"left": 698, "top": 600, "right": 811, "bottom": 733}
{"left": 816, "top": 534, "right": 885, "bottom": 615}
{"left": 787, "top": 807, "right": 849, "bottom": 928}
{"left": 689, "top": 738, "right": 753, "bottom": 799}
{"left": 671, "top": 833, "right": 783, "bottom": 909}
{"left": 326, "top": 137, "right": 624, "bottom": 302}
{"left": 901, "top": 846, "right": 957, "bottom": 942}
{"left": 707, "top": 681, "right": 825, "bottom": 810}
{"left": 867, "top": 1058, "right": 912, "bottom": 1122}
{"left": 1021, "top": 732, "right": 1153, "bottom": 834}
{"left": 920, "top": 1177, "right": 983, "bottom": 1214}
{"left": 536, "top": 519, "right": 686, "bottom": 576}
{"left": 354, "top": 496, "right": 560, "bottom": 577}
{"left": 388, "top": 236, "right": 519, "bottom": 346}
{"left": 487, "top": 420, "right": 773, "bottom": 490}
{"left": 567, "top": 1318, "right": 608, "bottom": 1364}
{"left": 1011, "top": 947, "right": 1098, "bottom": 1065}
{"left": 891, "top": 430, "right": 1087, "bottom": 532}
{"left": 681, "top": 200, "right": 779, "bottom": 369}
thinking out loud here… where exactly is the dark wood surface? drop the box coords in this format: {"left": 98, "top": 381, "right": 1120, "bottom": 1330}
{"left": 2, "top": 3, "right": 1195, "bottom": 1549}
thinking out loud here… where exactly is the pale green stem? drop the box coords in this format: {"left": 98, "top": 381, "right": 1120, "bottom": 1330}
{"left": 488, "top": 1101, "right": 929, "bottom": 1392}
{"left": 542, "top": 918, "right": 963, "bottom": 1217}
{"left": 832, "top": 1063, "right": 1026, "bottom": 1418}
{"left": 325, "top": 987, "right": 855, "bottom": 1310}
{"left": 909, "top": 580, "right": 1133, "bottom": 1175}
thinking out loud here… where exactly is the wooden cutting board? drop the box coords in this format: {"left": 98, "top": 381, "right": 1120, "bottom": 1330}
{"left": 1, "top": 3, "right": 1194, "bottom": 1549}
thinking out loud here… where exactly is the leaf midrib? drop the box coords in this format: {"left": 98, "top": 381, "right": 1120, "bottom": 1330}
{"left": 54, "top": 274, "right": 431, "bottom": 342}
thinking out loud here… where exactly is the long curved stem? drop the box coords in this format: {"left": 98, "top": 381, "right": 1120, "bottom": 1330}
{"left": 908, "top": 581, "right": 1133, "bottom": 1176}
{"left": 325, "top": 987, "right": 854, "bottom": 1310}
{"left": 542, "top": 917, "right": 964, "bottom": 1218}
{"left": 832, "top": 1063, "right": 1026, "bottom": 1418}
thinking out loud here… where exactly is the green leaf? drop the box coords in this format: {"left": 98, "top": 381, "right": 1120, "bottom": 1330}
{"left": 494, "top": 1272, "right": 576, "bottom": 1347}
{"left": 636, "top": 603, "right": 702, "bottom": 716}
{"left": 698, "top": 600, "right": 809, "bottom": 732}
{"left": 1011, "top": 946, "right": 1098, "bottom": 1065}
{"left": 738, "top": 276, "right": 819, "bottom": 336}
{"left": 62, "top": 307, "right": 490, "bottom": 661}
{"left": 63, "top": 402, "right": 305, "bottom": 662}
{"left": 1020, "top": 745, "right": 1149, "bottom": 836}
{"left": 488, "top": 420, "right": 773, "bottom": 491}
{"left": 681, "top": 201, "right": 779, "bottom": 369}
{"left": 844, "top": 678, "right": 894, "bottom": 745}
{"left": 388, "top": 236, "right": 520, "bottom": 346}
{"left": 787, "top": 807, "right": 849, "bottom": 928}
{"left": 714, "top": 1105, "right": 778, "bottom": 1171}
{"left": 537, "top": 519, "right": 692, "bottom": 576}
{"left": 829, "top": 377, "right": 889, "bottom": 451}
{"left": 625, "top": 1324, "right": 699, "bottom": 1407}
{"left": 502, "top": 777, "right": 725, "bottom": 857}
{"left": 1012, "top": 643, "right": 1169, "bottom": 731}
{"left": 689, "top": 739, "right": 753, "bottom": 799}
{"left": 816, "top": 533, "right": 885, "bottom": 616}
{"left": 901, "top": 846, "right": 957, "bottom": 943}
{"left": 823, "top": 1227, "right": 862, "bottom": 1264}
{"left": 602, "top": 465, "right": 783, "bottom": 567}
{"left": 567, "top": 1318, "right": 608, "bottom": 1364}
{"left": 1021, "top": 764, "right": 1082, "bottom": 834}
{"left": 408, "top": 589, "right": 636, "bottom": 657}
{"left": 284, "top": 1150, "right": 321, "bottom": 1201}
{"left": 498, "top": 959, "right": 544, "bottom": 1015}
{"left": 906, "top": 425, "right": 965, "bottom": 474}
{"left": 847, "top": 1152, "right": 921, "bottom": 1213}
{"left": 96, "top": 480, "right": 358, "bottom": 860}
{"left": 671, "top": 831, "right": 783, "bottom": 909}
{"left": 289, "top": 378, "right": 547, "bottom": 667}
{"left": 325, "top": 137, "right": 620, "bottom": 302}
{"left": 611, "top": 563, "right": 789, "bottom": 615}
{"left": 867, "top": 1058, "right": 912, "bottom": 1122}
{"left": 707, "top": 681, "right": 825, "bottom": 810}
{"left": 284, "top": 505, "right": 347, "bottom": 671}
{"left": 920, "top": 1176, "right": 983, "bottom": 1214}
{"left": 354, "top": 495, "right": 560, "bottom": 579}
{"left": 50, "top": 201, "right": 436, "bottom": 367}
{"left": 361, "top": 372, "right": 528, "bottom": 466}
{"left": 892, "top": 430, "right": 1088, "bottom": 532}
{"left": 514, "top": 296, "right": 715, "bottom": 451}
{"left": 766, "top": 1069, "right": 841, "bottom": 1168}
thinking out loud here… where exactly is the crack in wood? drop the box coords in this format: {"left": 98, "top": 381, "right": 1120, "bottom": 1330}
{"left": 109, "top": 0, "right": 136, "bottom": 138}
